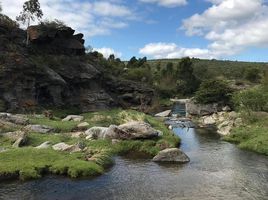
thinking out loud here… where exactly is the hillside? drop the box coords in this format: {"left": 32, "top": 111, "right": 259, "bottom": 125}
{"left": 147, "top": 58, "right": 268, "bottom": 80}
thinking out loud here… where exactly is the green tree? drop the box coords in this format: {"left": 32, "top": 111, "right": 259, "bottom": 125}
{"left": 176, "top": 57, "right": 200, "bottom": 95}
{"left": 16, "top": 0, "right": 43, "bottom": 45}
{"left": 195, "top": 79, "right": 233, "bottom": 104}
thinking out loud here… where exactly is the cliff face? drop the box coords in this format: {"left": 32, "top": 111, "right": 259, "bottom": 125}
{"left": 0, "top": 21, "right": 154, "bottom": 112}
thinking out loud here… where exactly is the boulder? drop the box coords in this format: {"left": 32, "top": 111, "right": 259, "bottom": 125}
{"left": 117, "top": 121, "right": 159, "bottom": 139}
{"left": 0, "top": 147, "right": 7, "bottom": 153}
{"left": 0, "top": 113, "right": 29, "bottom": 125}
{"left": 35, "top": 141, "right": 51, "bottom": 149}
{"left": 186, "top": 99, "right": 223, "bottom": 116}
{"left": 1, "top": 131, "right": 26, "bottom": 141}
{"left": 64, "top": 131, "right": 85, "bottom": 138}
{"left": 153, "top": 148, "right": 190, "bottom": 163}
{"left": 62, "top": 115, "right": 84, "bottom": 122}
{"left": 104, "top": 125, "right": 132, "bottom": 140}
{"left": 112, "top": 139, "right": 121, "bottom": 145}
{"left": 85, "top": 127, "right": 108, "bottom": 140}
{"left": 25, "top": 124, "right": 54, "bottom": 133}
{"left": 77, "top": 122, "right": 89, "bottom": 129}
{"left": 202, "top": 116, "right": 216, "bottom": 125}
{"left": 155, "top": 110, "right": 172, "bottom": 117}
{"left": 12, "top": 132, "right": 27, "bottom": 148}
{"left": 52, "top": 142, "right": 74, "bottom": 151}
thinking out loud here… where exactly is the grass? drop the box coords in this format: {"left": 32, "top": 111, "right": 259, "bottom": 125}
{"left": 0, "top": 109, "right": 180, "bottom": 181}
{"left": 0, "top": 148, "right": 103, "bottom": 180}
{"left": 224, "top": 112, "right": 268, "bottom": 155}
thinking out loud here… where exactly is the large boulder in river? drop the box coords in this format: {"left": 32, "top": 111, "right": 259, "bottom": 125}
{"left": 153, "top": 148, "right": 190, "bottom": 163}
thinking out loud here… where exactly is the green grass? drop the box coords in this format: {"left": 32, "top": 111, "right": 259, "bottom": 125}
{"left": 0, "top": 148, "right": 103, "bottom": 180}
{"left": 29, "top": 117, "right": 79, "bottom": 133}
{"left": 224, "top": 112, "right": 268, "bottom": 155}
{"left": 0, "top": 109, "right": 180, "bottom": 181}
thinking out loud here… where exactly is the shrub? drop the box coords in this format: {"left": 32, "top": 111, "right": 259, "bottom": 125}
{"left": 232, "top": 87, "right": 268, "bottom": 112}
{"left": 244, "top": 67, "right": 261, "bottom": 83}
{"left": 195, "top": 79, "right": 233, "bottom": 104}
{"left": 0, "top": 14, "right": 19, "bottom": 30}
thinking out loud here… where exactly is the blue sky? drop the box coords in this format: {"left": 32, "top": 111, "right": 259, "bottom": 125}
{"left": 2, "top": 0, "right": 268, "bottom": 61}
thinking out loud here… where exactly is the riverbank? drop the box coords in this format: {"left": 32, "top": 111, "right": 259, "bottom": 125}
{"left": 0, "top": 109, "right": 180, "bottom": 181}
{"left": 224, "top": 112, "right": 268, "bottom": 155}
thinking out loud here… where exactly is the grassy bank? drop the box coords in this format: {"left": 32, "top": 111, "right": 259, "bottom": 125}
{"left": 0, "top": 109, "right": 180, "bottom": 180}
{"left": 224, "top": 112, "right": 268, "bottom": 155}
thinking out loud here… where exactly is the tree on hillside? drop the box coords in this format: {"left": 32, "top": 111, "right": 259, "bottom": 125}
{"left": 16, "top": 0, "right": 43, "bottom": 45}
{"left": 175, "top": 57, "right": 200, "bottom": 95}
{"left": 0, "top": 2, "right": 2, "bottom": 13}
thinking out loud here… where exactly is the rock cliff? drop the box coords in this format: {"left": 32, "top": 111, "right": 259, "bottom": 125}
{"left": 0, "top": 18, "right": 154, "bottom": 112}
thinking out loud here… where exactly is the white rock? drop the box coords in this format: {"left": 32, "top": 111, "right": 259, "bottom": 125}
{"left": 155, "top": 110, "right": 172, "bottom": 117}
{"left": 77, "top": 122, "right": 89, "bottom": 128}
{"left": 85, "top": 127, "right": 108, "bottom": 140}
{"left": 35, "top": 141, "right": 51, "bottom": 149}
{"left": 62, "top": 115, "right": 84, "bottom": 122}
{"left": 52, "top": 142, "right": 74, "bottom": 151}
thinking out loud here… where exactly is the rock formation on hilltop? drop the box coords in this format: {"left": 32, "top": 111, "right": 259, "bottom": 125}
{"left": 0, "top": 17, "right": 154, "bottom": 112}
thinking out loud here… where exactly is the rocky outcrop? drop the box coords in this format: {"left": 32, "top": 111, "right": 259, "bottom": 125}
{"left": 0, "top": 22, "right": 154, "bottom": 112}
{"left": 198, "top": 111, "right": 243, "bottom": 136}
{"left": 28, "top": 25, "right": 85, "bottom": 55}
{"left": 117, "top": 121, "right": 159, "bottom": 139}
{"left": 25, "top": 124, "right": 55, "bottom": 134}
{"left": 85, "top": 121, "right": 160, "bottom": 140}
{"left": 186, "top": 99, "right": 225, "bottom": 116}
{"left": 153, "top": 148, "right": 190, "bottom": 163}
{"left": 0, "top": 113, "right": 29, "bottom": 125}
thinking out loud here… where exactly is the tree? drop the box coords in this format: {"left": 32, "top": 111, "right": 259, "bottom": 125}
{"left": 0, "top": 2, "right": 2, "bottom": 13}
{"left": 195, "top": 79, "right": 233, "bottom": 104}
{"left": 16, "top": 0, "right": 43, "bottom": 45}
{"left": 175, "top": 57, "right": 200, "bottom": 95}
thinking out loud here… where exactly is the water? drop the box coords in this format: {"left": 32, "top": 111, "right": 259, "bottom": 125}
{"left": 0, "top": 104, "right": 267, "bottom": 200}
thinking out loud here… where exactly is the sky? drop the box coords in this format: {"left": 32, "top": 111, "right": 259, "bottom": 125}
{"left": 1, "top": 0, "right": 268, "bottom": 61}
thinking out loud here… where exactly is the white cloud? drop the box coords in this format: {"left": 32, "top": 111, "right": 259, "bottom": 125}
{"left": 182, "top": 0, "right": 268, "bottom": 57}
{"left": 93, "top": 47, "right": 122, "bottom": 58}
{"left": 139, "top": 42, "right": 214, "bottom": 59}
{"left": 139, "top": 0, "right": 187, "bottom": 7}
{"left": 1, "top": 0, "right": 134, "bottom": 37}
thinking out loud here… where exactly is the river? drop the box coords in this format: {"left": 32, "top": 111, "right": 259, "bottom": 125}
{"left": 0, "top": 105, "right": 267, "bottom": 200}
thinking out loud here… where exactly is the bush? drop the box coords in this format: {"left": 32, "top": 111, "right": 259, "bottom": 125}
{"left": 195, "top": 79, "right": 233, "bottom": 104}
{"left": 232, "top": 87, "right": 268, "bottom": 112}
{"left": 244, "top": 67, "right": 261, "bottom": 83}
{"left": 0, "top": 14, "right": 19, "bottom": 30}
